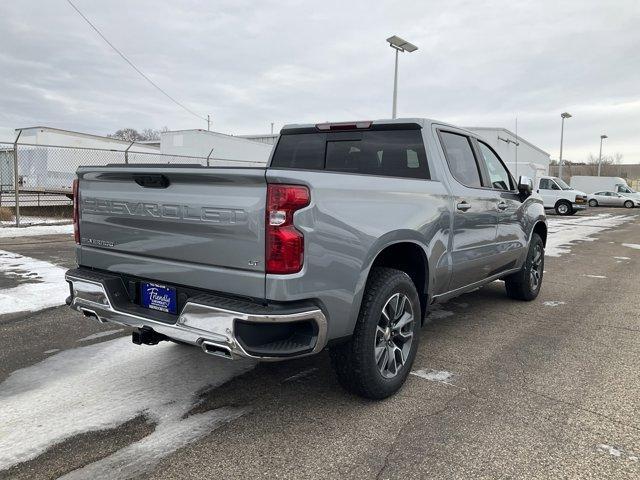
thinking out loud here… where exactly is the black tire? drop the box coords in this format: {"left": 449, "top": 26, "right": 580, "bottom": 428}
{"left": 555, "top": 200, "right": 572, "bottom": 216}
{"left": 589, "top": 199, "right": 598, "bottom": 207}
{"left": 504, "top": 233, "right": 544, "bottom": 301}
{"left": 624, "top": 200, "right": 634, "bottom": 209}
{"left": 330, "top": 267, "right": 421, "bottom": 399}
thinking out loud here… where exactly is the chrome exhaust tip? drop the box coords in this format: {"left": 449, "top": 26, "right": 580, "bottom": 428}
{"left": 201, "top": 341, "right": 233, "bottom": 359}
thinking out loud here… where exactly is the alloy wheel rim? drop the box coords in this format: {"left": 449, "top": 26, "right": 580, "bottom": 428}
{"left": 529, "top": 244, "right": 543, "bottom": 290}
{"left": 558, "top": 204, "right": 568, "bottom": 214}
{"left": 374, "top": 293, "right": 414, "bottom": 379}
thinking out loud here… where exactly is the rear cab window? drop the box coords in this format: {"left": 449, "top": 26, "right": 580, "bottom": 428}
{"left": 270, "top": 126, "right": 430, "bottom": 180}
{"left": 438, "top": 131, "right": 482, "bottom": 188}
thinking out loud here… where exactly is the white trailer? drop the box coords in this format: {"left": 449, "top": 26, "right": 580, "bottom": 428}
{"left": 465, "top": 127, "right": 550, "bottom": 179}
{"left": 160, "top": 130, "right": 273, "bottom": 164}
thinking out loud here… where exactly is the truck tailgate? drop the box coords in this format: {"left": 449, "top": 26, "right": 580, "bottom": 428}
{"left": 77, "top": 166, "right": 267, "bottom": 298}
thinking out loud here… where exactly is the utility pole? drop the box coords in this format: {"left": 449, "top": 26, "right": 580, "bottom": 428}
{"left": 207, "top": 114, "right": 211, "bottom": 131}
{"left": 270, "top": 122, "right": 274, "bottom": 135}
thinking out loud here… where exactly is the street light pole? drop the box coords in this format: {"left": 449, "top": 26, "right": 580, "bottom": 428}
{"left": 558, "top": 112, "right": 571, "bottom": 180}
{"left": 386, "top": 36, "right": 418, "bottom": 119}
{"left": 392, "top": 48, "right": 399, "bottom": 119}
{"left": 597, "top": 134, "right": 608, "bottom": 176}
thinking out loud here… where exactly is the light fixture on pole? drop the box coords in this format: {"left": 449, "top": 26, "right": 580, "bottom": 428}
{"left": 597, "top": 134, "right": 608, "bottom": 176}
{"left": 386, "top": 35, "right": 418, "bottom": 119}
{"left": 558, "top": 112, "right": 572, "bottom": 180}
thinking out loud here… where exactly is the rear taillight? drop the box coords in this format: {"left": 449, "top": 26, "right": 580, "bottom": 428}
{"left": 266, "top": 184, "right": 310, "bottom": 274}
{"left": 72, "top": 178, "right": 80, "bottom": 244}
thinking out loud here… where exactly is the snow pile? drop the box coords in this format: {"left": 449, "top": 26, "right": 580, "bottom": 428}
{"left": 0, "top": 338, "right": 256, "bottom": 475}
{"left": 411, "top": 369, "right": 455, "bottom": 385}
{"left": 0, "top": 250, "right": 69, "bottom": 314}
{"left": 546, "top": 214, "right": 633, "bottom": 257}
{"left": 543, "top": 301, "right": 565, "bottom": 307}
{"left": 0, "top": 223, "right": 72, "bottom": 238}
{"left": 622, "top": 243, "right": 640, "bottom": 250}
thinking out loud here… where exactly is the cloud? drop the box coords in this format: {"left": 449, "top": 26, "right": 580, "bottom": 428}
{"left": 0, "top": 0, "right": 639, "bottom": 162}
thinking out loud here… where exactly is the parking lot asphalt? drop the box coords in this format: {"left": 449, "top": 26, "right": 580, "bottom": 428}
{"left": 0, "top": 208, "right": 638, "bottom": 479}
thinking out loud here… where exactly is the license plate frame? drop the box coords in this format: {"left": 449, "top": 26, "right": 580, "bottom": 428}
{"left": 140, "top": 282, "right": 177, "bottom": 314}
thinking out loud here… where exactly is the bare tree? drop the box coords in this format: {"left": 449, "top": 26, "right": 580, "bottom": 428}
{"left": 585, "top": 152, "right": 624, "bottom": 176}
{"left": 109, "top": 126, "right": 169, "bottom": 142}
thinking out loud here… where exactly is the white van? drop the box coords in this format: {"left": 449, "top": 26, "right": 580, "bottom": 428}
{"left": 535, "top": 175, "right": 588, "bottom": 215}
{"left": 570, "top": 176, "right": 640, "bottom": 201}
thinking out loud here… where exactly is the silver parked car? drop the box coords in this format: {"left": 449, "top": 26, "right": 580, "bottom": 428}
{"left": 587, "top": 191, "right": 640, "bottom": 208}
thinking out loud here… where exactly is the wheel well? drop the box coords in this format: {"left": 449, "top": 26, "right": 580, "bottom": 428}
{"left": 555, "top": 199, "right": 571, "bottom": 207}
{"left": 370, "top": 242, "right": 428, "bottom": 320}
{"left": 533, "top": 222, "right": 547, "bottom": 247}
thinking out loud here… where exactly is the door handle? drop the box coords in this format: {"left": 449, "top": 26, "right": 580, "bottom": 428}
{"left": 497, "top": 201, "right": 508, "bottom": 211}
{"left": 456, "top": 201, "right": 471, "bottom": 212}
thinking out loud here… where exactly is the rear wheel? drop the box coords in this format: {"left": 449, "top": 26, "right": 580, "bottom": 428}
{"left": 504, "top": 233, "right": 544, "bottom": 301}
{"left": 555, "top": 201, "right": 572, "bottom": 216}
{"left": 624, "top": 200, "right": 634, "bottom": 209}
{"left": 589, "top": 199, "right": 598, "bottom": 207}
{"left": 330, "top": 267, "right": 420, "bottom": 399}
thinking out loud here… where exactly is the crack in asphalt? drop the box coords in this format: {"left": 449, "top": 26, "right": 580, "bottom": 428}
{"left": 374, "top": 392, "right": 464, "bottom": 480}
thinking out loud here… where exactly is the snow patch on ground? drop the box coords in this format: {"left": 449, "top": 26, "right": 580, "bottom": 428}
{"left": 0, "top": 338, "right": 256, "bottom": 473}
{"left": 77, "top": 329, "right": 125, "bottom": 342}
{"left": 543, "top": 301, "right": 565, "bottom": 307}
{"left": 0, "top": 250, "right": 68, "bottom": 315}
{"left": 613, "top": 256, "right": 631, "bottom": 260}
{"left": 411, "top": 369, "right": 455, "bottom": 385}
{"left": 584, "top": 274, "right": 607, "bottom": 279}
{"left": 596, "top": 444, "right": 639, "bottom": 462}
{"left": 546, "top": 214, "right": 634, "bottom": 257}
{"left": 622, "top": 243, "right": 640, "bottom": 250}
{"left": 43, "top": 349, "right": 60, "bottom": 355}
{"left": 0, "top": 223, "right": 72, "bottom": 238}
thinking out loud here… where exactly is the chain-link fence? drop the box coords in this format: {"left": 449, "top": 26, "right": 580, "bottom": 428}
{"left": 0, "top": 141, "right": 266, "bottom": 227}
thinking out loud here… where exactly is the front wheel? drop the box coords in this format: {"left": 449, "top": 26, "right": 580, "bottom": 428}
{"left": 555, "top": 201, "right": 572, "bottom": 215}
{"left": 504, "top": 233, "right": 544, "bottom": 301}
{"left": 589, "top": 199, "right": 598, "bottom": 207}
{"left": 624, "top": 200, "right": 634, "bottom": 209}
{"left": 330, "top": 267, "right": 420, "bottom": 399}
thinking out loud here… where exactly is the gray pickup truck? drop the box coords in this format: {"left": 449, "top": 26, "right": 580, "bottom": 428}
{"left": 66, "top": 118, "right": 547, "bottom": 399}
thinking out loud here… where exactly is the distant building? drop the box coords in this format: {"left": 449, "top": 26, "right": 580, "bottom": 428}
{"left": 466, "top": 127, "right": 550, "bottom": 179}
{"left": 160, "top": 129, "right": 273, "bottom": 163}
{"left": 9, "top": 126, "right": 160, "bottom": 191}
{"left": 14, "top": 126, "right": 160, "bottom": 152}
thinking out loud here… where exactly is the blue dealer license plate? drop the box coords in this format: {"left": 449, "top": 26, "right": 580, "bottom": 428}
{"left": 140, "top": 282, "right": 177, "bottom": 314}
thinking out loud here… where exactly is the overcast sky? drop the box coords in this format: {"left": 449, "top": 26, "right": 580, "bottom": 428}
{"left": 1, "top": 0, "right": 639, "bottom": 162}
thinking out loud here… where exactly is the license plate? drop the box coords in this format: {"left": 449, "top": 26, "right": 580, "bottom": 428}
{"left": 140, "top": 282, "right": 177, "bottom": 314}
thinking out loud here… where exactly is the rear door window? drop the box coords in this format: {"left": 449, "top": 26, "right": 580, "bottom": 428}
{"left": 439, "top": 131, "right": 482, "bottom": 188}
{"left": 270, "top": 129, "right": 430, "bottom": 179}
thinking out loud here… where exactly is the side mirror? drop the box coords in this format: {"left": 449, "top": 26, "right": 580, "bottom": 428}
{"left": 518, "top": 175, "right": 533, "bottom": 196}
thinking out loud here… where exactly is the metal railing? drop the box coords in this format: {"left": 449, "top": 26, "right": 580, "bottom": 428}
{"left": 0, "top": 140, "right": 266, "bottom": 227}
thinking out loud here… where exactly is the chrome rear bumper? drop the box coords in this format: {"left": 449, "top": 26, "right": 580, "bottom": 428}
{"left": 65, "top": 269, "right": 327, "bottom": 361}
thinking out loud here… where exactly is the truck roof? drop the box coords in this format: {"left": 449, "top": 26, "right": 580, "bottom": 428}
{"left": 280, "top": 118, "right": 478, "bottom": 137}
